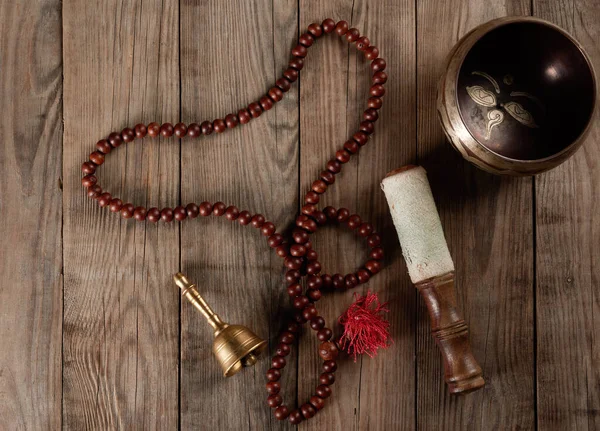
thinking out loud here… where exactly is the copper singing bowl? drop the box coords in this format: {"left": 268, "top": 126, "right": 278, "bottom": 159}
{"left": 438, "top": 17, "right": 597, "bottom": 176}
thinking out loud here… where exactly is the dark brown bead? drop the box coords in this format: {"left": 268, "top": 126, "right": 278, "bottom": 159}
{"left": 96, "top": 139, "right": 112, "bottom": 154}
{"left": 310, "top": 316, "right": 325, "bottom": 330}
{"left": 133, "top": 206, "right": 147, "bottom": 221}
{"left": 345, "top": 28, "right": 360, "bottom": 42}
{"left": 295, "top": 310, "right": 307, "bottom": 323}
{"left": 370, "top": 247, "right": 384, "bottom": 260}
{"left": 299, "top": 32, "right": 314, "bottom": 47}
{"left": 289, "top": 58, "right": 304, "bottom": 72}
{"left": 261, "top": 222, "right": 276, "bottom": 237}
{"left": 306, "top": 249, "right": 318, "bottom": 261}
{"left": 276, "top": 244, "right": 289, "bottom": 258}
{"left": 293, "top": 229, "right": 309, "bottom": 244}
{"left": 300, "top": 218, "right": 317, "bottom": 233}
{"left": 373, "top": 71, "right": 388, "bottom": 85}
{"left": 160, "top": 123, "right": 174, "bottom": 137}
{"left": 81, "top": 174, "right": 97, "bottom": 188}
{"left": 89, "top": 151, "right": 105, "bottom": 165}
{"left": 367, "top": 233, "right": 381, "bottom": 247}
{"left": 121, "top": 127, "right": 135, "bottom": 142}
{"left": 345, "top": 273, "right": 358, "bottom": 288}
{"left": 359, "top": 121, "right": 375, "bottom": 135}
{"left": 82, "top": 161, "right": 96, "bottom": 174}
{"left": 310, "top": 396, "right": 325, "bottom": 411}
{"left": 285, "top": 270, "right": 301, "bottom": 284}
{"left": 225, "top": 206, "right": 239, "bottom": 221}
{"left": 370, "top": 84, "right": 385, "bottom": 97}
{"left": 267, "top": 394, "right": 282, "bottom": 408}
{"left": 108, "top": 132, "right": 123, "bottom": 147}
{"left": 335, "top": 149, "right": 350, "bottom": 163}
{"left": 120, "top": 203, "right": 134, "bottom": 219}
{"left": 358, "top": 222, "right": 373, "bottom": 237}
{"left": 213, "top": 202, "right": 226, "bottom": 216}
{"left": 357, "top": 268, "right": 371, "bottom": 284}
{"left": 291, "top": 44, "right": 307, "bottom": 58}
{"left": 344, "top": 140, "right": 360, "bottom": 154}
{"left": 266, "top": 381, "right": 281, "bottom": 395}
{"left": 302, "top": 305, "right": 318, "bottom": 321}
{"left": 290, "top": 244, "right": 306, "bottom": 257}
{"left": 268, "top": 234, "right": 284, "bottom": 248}
{"left": 371, "top": 58, "right": 386, "bottom": 72}
{"left": 174, "top": 123, "right": 187, "bottom": 137}
{"left": 287, "top": 283, "right": 302, "bottom": 297}
{"left": 332, "top": 273, "right": 345, "bottom": 289}
{"left": 307, "top": 289, "right": 322, "bottom": 301}
{"left": 323, "top": 360, "right": 338, "bottom": 373}
{"left": 275, "top": 343, "right": 292, "bottom": 356}
{"left": 87, "top": 185, "right": 102, "bottom": 199}
{"left": 274, "top": 405, "right": 289, "bottom": 420}
{"left": 322, "top": 18, "right": 336, "bottom": 33}
{"left": 317, "top": 328, "right": 332, "bottom": 341}
{"left": 307, "top": 275, "right": 323, "bottom": 289}
{"left": 316, "top": 384, "right": 332, "bottom": 399}
{"left": 285, "top": 256, "right": 303, "bottom": 270}
{"left": 134, "top": 124, "right": 147, "bottom": 138}
{"left": 306, "top": 261, "right": 321, "bottom": 275}
{"left": 335, "top": 20, "right": 349, "bottom": 36}
{"left": 301, "top": 403, "right": 316, "bottom": 419}
{"left": 213, "top": 119, "right": 226, "bottom": 133}
{"left": 197, "top": 201, "right": 212, "bottom": 217}
{"left": 251, "top": 214, "right": 265, "bottom": 228}
{"left": 320, "top": 273, "right": 332, "bottom": 288}
{"left": 271, "top": 356, "right": 286, "bottom": 369}
{"left": 186, "top": 203, "right": 200, "bottom": 218}
{"left": 307, "top": 23, "right": 323, "bottom": 38}
{"left": 200, "top": 121, "right": 213, "bottom": 135}
{"left": 225, "top": 114, "right": 238, "bottom": 129}
{"left": 304, "top": 191, "right": 320, "bottom": 204}
{"left": 283, "top": 67, "right": 299, "bottom": 82}
{"left": 364, "top": 109, "right": 379, "bottom": 123}
{"left": 238, "top": 210, "right": 252, "bottom": 225}
{"left": 301, "top": 204, "right": 316, "bottom": 215}
{"left": 365, "top": 259, "right": 382, "bottom": 274}
{"left": 174, "top": 206, "right": 187, "bottom": 221}
{"left": 280, "top": 331, "right": 295, "bottom": 344}
{"left": 365, "top": 46, "right": 379, "bottom": 60}
{"left": 161, "top": 208, "right": 174, "bottom": 222}
{"left": 147, "top": 207, "right": 161, "bottom": 223}
{"left": 268, "top": 86, "right": 283, "bottom": 102}
{"left": 356, "top": 36, "right": 370, "bottom": 51}
{"left": 260, "top": 96, "right": 274, "bottom": 111}
{"left": 337, "top": 208, "right": 350, "bottom": 222}
{"left": 275, "top": 78, "right": 291, "bottom": 92}
{"left": 368, "top": 97, "right": 383, "bottom": 110}
{"left": 248, "top": 102, "right": 263, "bottom": 118}
{"left": 288, "top": 409, "right": 303, "bottom": 425}
{"left": 109, "top": 198, "right": 123, "bottom": 212}
{"left": 266, "top": 368, "right": 281, "bottom": 381}
{"left": 187, "top": 123, "right": 201, "bottom": 137}
{"left": 347, "top": 214, "right": 362, "bottom": 229}
{"left": 319, "top": 372, "right": 336, "bottom": 385}
{"left": 326, "top": 159, "right": 342, "bottom": 173}
{"left": 237, "top": 109, "right": 251, "bottom": 124}
{"left": 320, "top": 170, "right": 335, "bottom": 185}
{"left": 147, "top": 123, "right": 160, "bottom": 137}
{"left": 312, "top": 180, "right": 327, "bottom": 194}
{"left": 293, "top": 295, "right": 309, "bottom": 309}
{"left": 323, "top": 206, "right": 337, "bottom": 220}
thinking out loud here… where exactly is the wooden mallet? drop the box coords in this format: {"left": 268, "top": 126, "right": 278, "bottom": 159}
{"left": 381, "top": 165, "right": 484, "bottom": 393}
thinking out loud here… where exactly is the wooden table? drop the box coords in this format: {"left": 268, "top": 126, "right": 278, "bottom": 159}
{"left": 1, "top": 0, "right": 598, "bottom": 429}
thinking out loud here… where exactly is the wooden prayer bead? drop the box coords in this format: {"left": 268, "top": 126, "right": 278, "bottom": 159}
{"left": 321, "top": 18, "right": 336, "bottom": 33}
{"left": 315, "top": 384, "right": 332, "bottom": 399}
{"left": 134, "top": 124, "right": 147, "bottom": 138}
{"left": 225, "top": 114, "right": 238, "bottom": 128}
{"left": 200, "top": 121, "right": 213, "bottom": 135}
{"left": 213, "top": 119, "right": 226, "bottom": 133}
{"left": 187, "top": 123, "right": 201, "bottom": 137}
{"left": 198, "top": 202, "right": 212, "bottom": 217}
{"left": 307, "top": 23, "right": 323, "bottom": 38}
{"left": 186, "top": 203, "right": 200, "bottom": 218}
{"left": 96, "top": 139, "right": 112, "bottom": 154}
{"left": 346, "top": 28, "right": 360, "bottom": 42}
{"left": 335, "top": 21, "right": 348, "bottom": 36}
{"left": 174, "top": 206, "right": 187, "bottom": 221}
{"left": 160, "top": 123, "right": 174, "bottom": 137}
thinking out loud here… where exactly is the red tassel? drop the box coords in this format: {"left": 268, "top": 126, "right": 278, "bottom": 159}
{"left": 338, "top": 291, "right": 391, "bottom": 361}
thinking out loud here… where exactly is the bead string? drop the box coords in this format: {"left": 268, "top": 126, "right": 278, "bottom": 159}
{"left": 80, "top": 18, "right": 386, "bottom": 425}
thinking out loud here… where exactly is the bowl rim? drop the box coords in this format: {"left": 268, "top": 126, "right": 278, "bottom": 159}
{"left": 453, "top": 16, "right": 597, "bottom": 165}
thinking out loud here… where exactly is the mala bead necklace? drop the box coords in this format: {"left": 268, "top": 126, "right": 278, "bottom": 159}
{"left": 81, "top": 18, "right": 387, "bottom": 425}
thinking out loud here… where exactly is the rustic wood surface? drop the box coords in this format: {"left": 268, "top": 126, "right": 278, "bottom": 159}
{"left": 0, "top": 0, "right": 597, "bottom": 429}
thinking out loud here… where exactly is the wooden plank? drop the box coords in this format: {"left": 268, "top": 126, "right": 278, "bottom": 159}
{"left": 62, "top": 1, "right": 180, "bottom": 428}
{"left": 0, "top": 1, "right": 63, "bottom": 429}
{"left": 533, "top": 1, "right": 600, "bottom": 429}
{"left": 179, "top": 1, "right": 298, "bottom": 429}
{"left": 416, "top": 1, "right": 535, "bottom": 429}
{"left": 297, "top": 2, "right": 416, "bottom": 429}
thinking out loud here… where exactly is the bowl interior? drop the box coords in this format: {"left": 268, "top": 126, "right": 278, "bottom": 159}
{"left": 457, "top": 21, "right": 595, "bottom": 161}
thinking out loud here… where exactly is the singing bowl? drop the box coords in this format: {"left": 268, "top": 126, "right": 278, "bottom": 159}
{"left": 438, "top": 17, "right": 597, "bottom": 176}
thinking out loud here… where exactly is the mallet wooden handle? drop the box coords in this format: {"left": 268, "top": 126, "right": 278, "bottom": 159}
{"left": 415, "top": 272, "right": 484, "bottom": 393}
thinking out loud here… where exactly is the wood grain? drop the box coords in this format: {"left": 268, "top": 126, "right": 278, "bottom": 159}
{"left": 416, "top": 0, "right": 535, "bottom": 429}
{"left": 534, "top": 1, "right": 600, "bottom": 429}
{"left": 0, "top": 1, "right": 63, "bottom": 429}
{"left": 297, "top": 1, "right": 417, "bottom": 429}
{"left": 179, "top": 1, "right": 298, "bottom": 429}
{"left": 62, "top": 0, "right": 180, "bottom": 428}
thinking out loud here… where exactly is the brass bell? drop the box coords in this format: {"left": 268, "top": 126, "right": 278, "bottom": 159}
{"left": 173, "top": 272, "right": 267, "bottom": 377}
